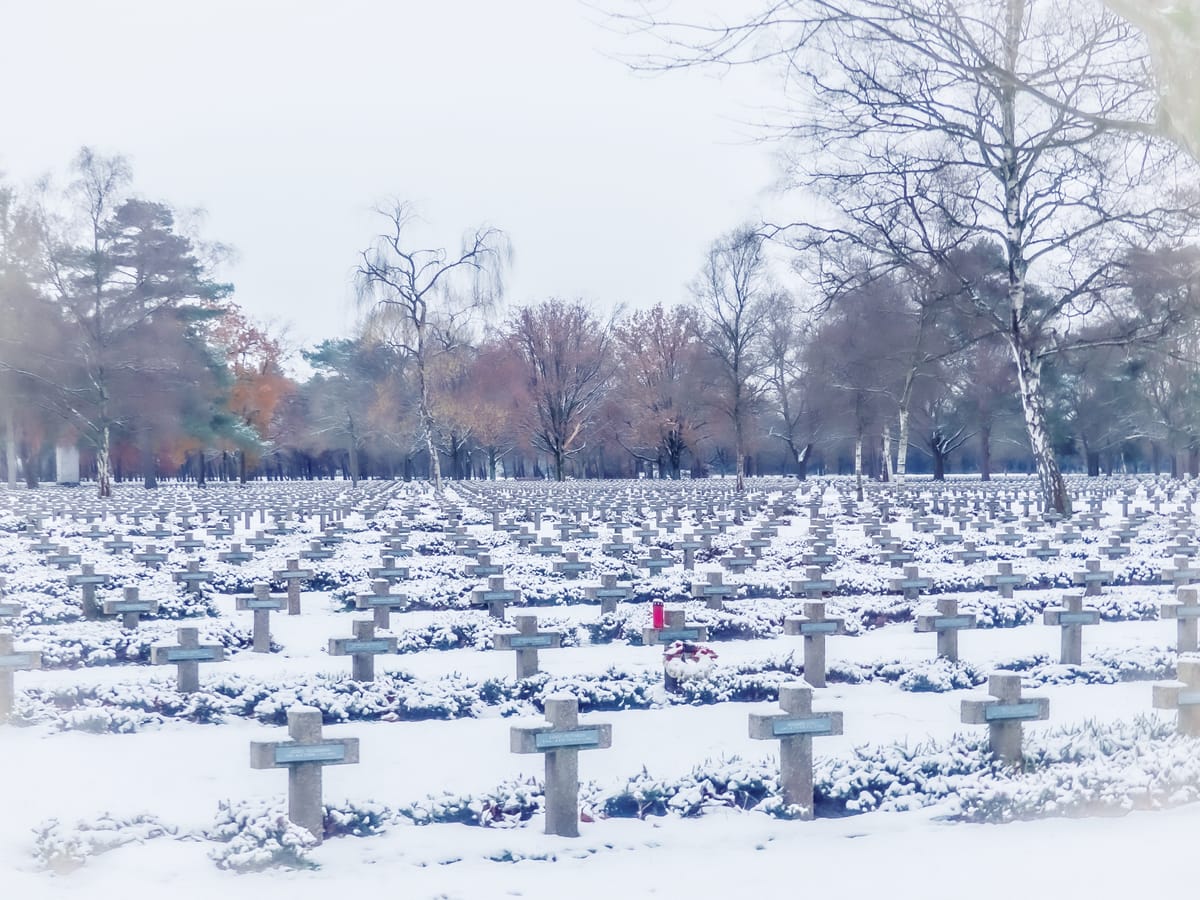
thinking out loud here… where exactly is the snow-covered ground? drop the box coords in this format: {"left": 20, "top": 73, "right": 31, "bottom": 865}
{"left": 1, "top": 476, "right": 1198, "bottom": 898}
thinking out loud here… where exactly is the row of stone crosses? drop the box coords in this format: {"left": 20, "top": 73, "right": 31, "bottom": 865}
{"left": 5, "top": 474, "right": 1200, "bottom": 840}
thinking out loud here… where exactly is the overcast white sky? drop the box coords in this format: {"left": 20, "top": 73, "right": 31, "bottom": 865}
{"left": 0, "top": 0, "right": 787, "bottom": 349}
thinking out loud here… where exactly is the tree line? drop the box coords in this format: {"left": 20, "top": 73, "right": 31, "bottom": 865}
{"left": 4, "top": 2, "right": 1200, "bottom": 509}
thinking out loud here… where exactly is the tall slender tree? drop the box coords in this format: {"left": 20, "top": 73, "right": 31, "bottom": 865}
{"left": 355, "top": 202, "right": 509, "bottom": 492}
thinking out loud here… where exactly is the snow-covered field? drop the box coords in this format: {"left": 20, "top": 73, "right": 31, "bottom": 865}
{"left": 2, "top": 475, "right": 1198, "bottom": 899}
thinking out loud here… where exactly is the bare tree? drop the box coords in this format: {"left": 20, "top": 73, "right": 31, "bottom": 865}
{"left": 620, "top": 0, "right": 1200, "bottom": 513}
{"left": 355, "top": 201, "right": 509, "bottom": 492}
{"left": 612, "top": 303, "right": 708, "bottom": 478}
{"left": 692, "top": 225, "right": 773, "bottom": 491}
{"left": 508, "top": 299, "right": 613, "bottom": 481}
{"left": 762, "top": 291, "right": 824, "bottom": 478}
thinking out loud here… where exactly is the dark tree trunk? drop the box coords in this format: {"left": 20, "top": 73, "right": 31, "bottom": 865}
{"left": 979, "top": 426, "right": 992, "bottom": 481}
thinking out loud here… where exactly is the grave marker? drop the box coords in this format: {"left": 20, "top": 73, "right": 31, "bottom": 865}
{"left": 748, "top": 683, "right": 842, "bottom": 817}
{"left": 783, "top": 601, "right": 845, "bottom": 688}
{"left": 1043, "top": 592, "right": 1100, "bottom": 665}
{"left": 1161, "top": 585, "right": 1200, "bottom": 653}
{"left": 250, "top": 705, "right": 360, "bottom": 840}
{"left": 236, "top": 583, "right": 285, "bottom": 653}
{"left": 152, "top": 627, "right": 225, "bottom": 693}
{"left": 1152, "top": 658, "right": 1200, "bottom": 736}
{"left": 915, "top": 597, "right": 976, "bottom": 662}
{"left": 0, "top": 631, "right": 41, "bottom": 721}
{"left": 102, "top": 586, "right": 158, "bottom": 629}
{"left": 510, "top": 695, "right": 611, "bottom": 837}
{"left": 961, "top": 672, "right": 1049, "bottom": 765}
{"left": 272, "top": 558, "right": 314, "bottom": 615}
{"left": 329, "top": 620, "right": 396, "bottom": 681}
{"left": 494, "top": 614, "right": 562, "bottom": 678}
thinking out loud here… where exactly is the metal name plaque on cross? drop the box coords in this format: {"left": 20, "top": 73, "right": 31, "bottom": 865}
{"left": 800, "top": 622, "right": 839, "bottom": 635}
{"left": 0, "top": 652, "right": 37, "bottom": 667}
{"left": 1178, "top": 691, "right": 1200, "bottom": 706}
{"left": 772, "top": 715, "right": 835, "bottom": 737}
{"left": 0, "top": 604, "right": 23, "bottom": 617}
{"left": 508, "top": 635, "right": 554, "bottom": 649}
{"left": 72, "top": 575, "right": 109, "bottom": 585}
{"left": 596, "top": 588, "right": 628, "bottom": 598}
{"left": 274, "top": 743, "right": 347, "bottom": 764}
{"left": 110, "top": 602, "right": 153, "bottom": 613}
{"left": 535, "top": 728, "right": 601, "bottom": 750}
{"left": 166, "top": 648, "right": 219, "bottom": 662}
{"left": 1058, "top": 611, "right": 1099, "bottom": 626}
{"left": 934, "top": 616, "right": 973, "bottom": 629}
{"left": 244, "top": 599, "right": 283, "bottom": 609}
{"left": 803, "top": 581, "right": 835, "bottom": 592}
{"left": 341, "top": 640, "right": 392, "bottom": 653}
{"left": 1177, "top": 606, "right": 1200, "bottom": 617}
{"left": 984, "top": 702, "right": 1042, "bottom": 721}
{"left": 657, "top": 628, "right": 702, "bottom": 641}
{"left": 483, "top": 591, "right": 517, "bottom": 601}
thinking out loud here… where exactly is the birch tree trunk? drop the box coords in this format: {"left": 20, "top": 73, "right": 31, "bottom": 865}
{"left": 1014, "top": 345, "right": 1071, "bottom": 515}
{"left": 96, "top": 422, "right": 113, "bottom": 498}
{"left": 895, "top": 374, "right": 915, "bottom": 485}
{"left": 853, "top": 431, "right": 864, "bottom": 502}
{"left": 4, "top": 405, "right": 15, "bottom": 490}
{"left": 881, "top": 422, "right": 893, "bottom": 482}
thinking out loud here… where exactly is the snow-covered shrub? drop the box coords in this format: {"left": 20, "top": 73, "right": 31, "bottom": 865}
{"left": 398, "top": 778, "right": 543, "bottom": 828}
{"left": 206, "top": 799, "right": 318, "bottom": 872}
{"left": 33, "top": 813, "right": 175, "bottom": 873}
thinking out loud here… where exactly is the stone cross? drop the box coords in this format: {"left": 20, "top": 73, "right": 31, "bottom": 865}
{"left": 642, "top": 608, "right": 709, "bottom": 646}
{"left": 102, "top": 586, "right": 158, "bottom": 629}
{"left": 553, "top": 551, "right": 589, "bottom": 580}
{"left": 250, "top": 705, "right": 360, "bottom": 841}
{"left": 803, "top": 542, "right": 837, "bottom": 570}
{"left": 329, "top": 620, "right": 397, "bottom": 681}
{"left": 748, "top": 683, "right": 842, "bottom": 817}
{"left": 0, "top": 631, "right": 41, "bottom": 721}
{"left": 368, "top": 555, "right": 409, "bottom": 583}
{"left": 1027, "top": 539, "right": 1059, "bottom": 560}
{"left": 68, "top": 563, "right": 112, "bottom": 619}
{"left": 719, "top": 545, "right": 756, "bottom": 574}
{"left": 1162, "top": 556, "right": 1200, "bottom": 589}
{"left": 218, "top": 543, "right": 253, "bottom": 565}
{"left": 889, "top": 565, "right": 931, "bottom": 600}
{"left": 638, "top": 547, "right": 673, "bottom": 577}
{"left": 172, "top": 559, "right": 214, "bottom": 595}
{"left": 510, "top": 695, "right": 612, "bottom": 837}
{"left": 584, "top": 574, "right": 631, "bottom": 615}
{"left": 272, "top": 558, "right": 314, "bottom": 615}
{"left": 355, "top": 579, "right": 409, "bottom": 629}
{"left": 1071, "top": 559, "right": 1113, "bottom": 596}
{"left": 102, "top": 534, "right": 133, "bottom": 555}
{"left": 47, "top": 546, "right": 82, "bottom": 570}
{"left": 174, "top": 531, "right": 204, "bottom": 552}
{"left": 0, "top": 580, "right": 22, "bottom": 622}
{"left": 676, "top": 534, "right": 704, "bottom": 571}
{"left": 471, "top": 575, "right": 521, "bottom": 619}
{"left": 960, "top": 672, "right": 1049, "bottom": 765}
{"left": 152, "top": 627, "right": 225, "bottom": 693}
{"left": 692, "top": 570, "right": 734, "bottom": 609}
{"left": 1043, "top": 593, "right": 1100, "bottom": 665}
{"left": 783, "top": 602, "right": 845, "bottom": 688}
{"left": 1152, "top": 658, "right": 1200, "bottom": 736}
{"left": 1161, "top": 586, "right": 1200, "bottom": 653}
{"left": 915, "top": 597, "right": 977, "bottom": 662}
{"left": 494, "top": 614, "right": 562, "bottom": 678}
{"left": 133, "top": 543, "right": 168, "bottom": 567}
{"left": 236, "top": 583, "right": 285, "bottom": 653}
{"left": 464, "top": 553, "right": 502, "bottom": 579}
{"left": 985, "top": 561, "right": 1025, "bottom": 599}
{"left": 792, "top": 567, "right": 836, "bottom": 600}
{"left": 953, "top": 541, "right": 985, "bottom": 564}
